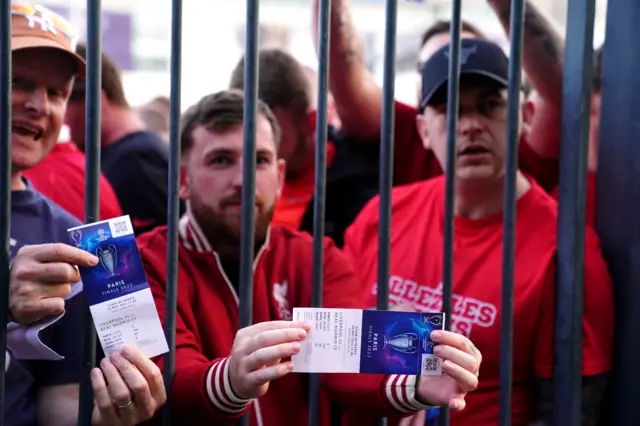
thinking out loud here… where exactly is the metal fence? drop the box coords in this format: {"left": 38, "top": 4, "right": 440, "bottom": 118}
{"left": 1, "top": 0, "right": 638, "bottom": 425}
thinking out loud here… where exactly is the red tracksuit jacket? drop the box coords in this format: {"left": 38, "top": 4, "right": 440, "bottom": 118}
{"left": 138, "top": 214, "right": 431, "bottom": 425}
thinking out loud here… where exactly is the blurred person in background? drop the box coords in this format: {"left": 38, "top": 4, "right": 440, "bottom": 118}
{"left": 24, "top": 123, "right": 123, "bottom": 221}
{"left": 314, "top": 0, "right": 561, "bottom": 194}
{"left": 65, "top": 44, "right": 185, "bottom": 235}
{"left": 230, "top": 48, "right": 380, "bottom": 247}
{"left": 136, "top": 96, "right": 170, "bottom": 143}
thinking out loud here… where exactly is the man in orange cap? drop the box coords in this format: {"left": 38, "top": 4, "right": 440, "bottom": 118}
{"left": 6, "top": 3, "right": 165, "bottom": 425}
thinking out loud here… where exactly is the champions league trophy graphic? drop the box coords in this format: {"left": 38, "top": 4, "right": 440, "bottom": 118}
{"left": 70, "top": 229, "right": 83, "bottom": 248}
{"left": 96, "top": 245, "right": 119, "bottom": 278}
{"left": 383, "top": 332, "right": 418, "bottom": 354}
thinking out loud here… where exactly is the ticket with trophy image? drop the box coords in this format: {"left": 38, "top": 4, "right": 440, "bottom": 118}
{"left": 67, "top": 215, "right": 168, "bottom": 358}
{"left": 291, "top": 308, "right": 444, "bottom": 376}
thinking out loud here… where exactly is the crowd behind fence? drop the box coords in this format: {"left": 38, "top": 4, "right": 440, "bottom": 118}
{"left": 1, "top": 0, "right": 634, "bottom": 425}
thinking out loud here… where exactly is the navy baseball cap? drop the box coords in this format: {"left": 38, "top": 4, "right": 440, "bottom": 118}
{"left": 420, "top": 38, "right": 509, "bottom": 110}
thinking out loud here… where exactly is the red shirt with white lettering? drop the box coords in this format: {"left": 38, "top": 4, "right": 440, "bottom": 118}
{"left": 343, "top": 176, "right": 613, "bottom": 426}
{"left": 391, "top": 101, "right": 559, "bottom": 192}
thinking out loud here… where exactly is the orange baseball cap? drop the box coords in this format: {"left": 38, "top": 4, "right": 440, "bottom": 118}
{"left": 10, "top": 2, "right": 85, "bottom": 76}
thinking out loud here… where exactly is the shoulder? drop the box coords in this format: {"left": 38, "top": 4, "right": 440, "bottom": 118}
{"left": 266, "top": 226, "right": 341, "bottom": 256}
{"left": 37, "top": 191, "right": 82, "bottom": 232}
{"left": 352, "top": 177, "right": 443, "bottom": 229}
{"left": 137, "top": 226, "right": 169, "bottom": 254}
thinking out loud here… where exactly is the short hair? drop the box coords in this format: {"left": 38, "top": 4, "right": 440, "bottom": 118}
{"left": 420, "top": 20, "right": 487, "bottom": 48}
{"left": 592, "top": 45, "right": 603, "bottom": 93}
{"left": 180, "top": 89, "right": 281, "bottom": 157}
{"left": 74, "top": 42, "right": 129, "bottom": 108}
{"left": 228, "top": 48, "right": 310, "bottom": 115}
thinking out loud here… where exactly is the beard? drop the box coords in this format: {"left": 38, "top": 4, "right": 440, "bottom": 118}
{"left": 189, "top": 191, "right": 275, "bottom": 257}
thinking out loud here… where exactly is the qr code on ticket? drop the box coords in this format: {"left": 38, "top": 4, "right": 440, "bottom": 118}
{"left": 421, "top": 354, "right": 442, "bottom": 376}
{"left": 108, "top": 216, "right": 133, "bottom": 238}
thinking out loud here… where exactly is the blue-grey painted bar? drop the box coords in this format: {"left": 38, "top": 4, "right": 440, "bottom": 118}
{"left": 498, "top": 0, "right": 525, "bottom": 425}
{"left": 0, "top": 1, "right": 11, "bottom": 424}
{"left": 162, "top": 0, "right": 183, "bottom": 423}
{"left": 376, "top": 0, "right": 399, "bottom": 424}
{"left": 238, "top": 0, "right": 260, "bottom": 425}
{"left": 78, "top": 0, "right": 102, "bottom": 423}
{"left": 438, "top": 2, "right": 462, "bottom": 425}
{"left": 596, "top": 0, "right": 640, "bottom": 423}
{"left": 308, "top": 0, "right": 331, "bottom": 424}
{"left": 554, "top": 0, "right": 596, "bottom": 422}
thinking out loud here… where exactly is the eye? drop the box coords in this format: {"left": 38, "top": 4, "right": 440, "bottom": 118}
{"left": 209, "top": 156, "right": 232, "bottom": 166}
{"left": 478, "top": 98, "right": 504, "bottom": 116}
{"left": 47, "top": 88, "right": 64, "bottom": 99}
{"left": 11, "top": 77, "right": 28, "bottom": 91}
{"left": 257, "top": 155, "right": 271, "bottom": 165}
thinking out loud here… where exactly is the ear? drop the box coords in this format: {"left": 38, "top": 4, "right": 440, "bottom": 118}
{"left": 415, "top": 113, "right": 430, "bottom": 150}
{"left": 179, "top": 162, "right": 189, "bottom": 200}
{"left": 521, "top": 99, "right": 535, "bottom": 126}
{"left": 276, "top": 159, "right": 286, "bottom": 198}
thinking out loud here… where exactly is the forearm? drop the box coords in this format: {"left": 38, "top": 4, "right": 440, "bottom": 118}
{"left": 323, "top": 373, "right": 430, "bottom": 417}
{"left": 313, "top": 0, "right": 383, "bottom": 138}
{"left": 489, "top": 0, "right": 564, "bottom": 102}
{"left": 170, "top": 356, "right": 252, "bottom": 422}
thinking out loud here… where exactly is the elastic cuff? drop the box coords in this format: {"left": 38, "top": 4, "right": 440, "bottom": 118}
{"left": 384, "top": 374, "right": 436, "bottom": 413}
{"left": 205, "top": 358, "right": 252, "bottom": 413}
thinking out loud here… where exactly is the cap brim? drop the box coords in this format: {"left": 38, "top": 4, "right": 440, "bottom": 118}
{"left": 11, "top": 36, "right": 86, "bottom": 77}
{"left": 420, "top": 70, "right": 509, "bottom": 110}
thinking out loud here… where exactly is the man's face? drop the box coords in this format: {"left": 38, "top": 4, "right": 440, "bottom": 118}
{"left": 418, "top": 76, "right": 516, "bottom": 183}
{"left": 64, "top": 78, "right": 87, "bottom": 150}
{"left": 11, "top": 48, "right": 75, "bottom": 172}
{"left": 180, "top": 114, "right": 285, "bottom": 249}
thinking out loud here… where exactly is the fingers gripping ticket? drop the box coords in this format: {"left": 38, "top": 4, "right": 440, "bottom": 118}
{"left": 206, "top": 358, "right": 253, "bottom": 414}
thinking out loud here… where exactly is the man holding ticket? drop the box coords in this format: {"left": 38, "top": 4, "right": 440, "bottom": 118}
{"left": 6, "top": 3, "right": 165, "bottom": 425}
{"left": 343, "top": 40, "right": 614, "bottom": 426}
{"left": 139, "top": 89, "right": 482, "bottom": 425}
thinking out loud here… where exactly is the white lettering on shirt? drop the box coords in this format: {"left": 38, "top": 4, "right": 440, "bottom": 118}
{"left": 371, "top": 277, "right": 498, "bottom": 337}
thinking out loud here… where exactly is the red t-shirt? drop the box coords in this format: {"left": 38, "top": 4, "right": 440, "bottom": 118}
{"left": 273, "top": 142, "right": 336, "bottom": 229}
{"left": 23, "top": 142, "right": 123, "bottom": 221}
{"left": 551, "top": 171, "right": 597, "bottom": 228}
{"left": 392, "top": 101, "right": 559, "bottom": 192}
{"left": 343, "top": 176, "right": 613, "bottom": 426}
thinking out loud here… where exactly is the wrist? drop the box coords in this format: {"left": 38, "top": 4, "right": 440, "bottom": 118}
{"left": 413, "top": 376, "right": 438, "bottom": 408}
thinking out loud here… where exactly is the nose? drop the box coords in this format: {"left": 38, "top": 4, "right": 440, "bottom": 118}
{"left": 230, "top": 162, "right": 244, "bottom": 190}
{"left": 457, "top": 110, "right": 483, "bottom": 139}
{"left": 24, "top": 87, "right": 50, "bottom": 117}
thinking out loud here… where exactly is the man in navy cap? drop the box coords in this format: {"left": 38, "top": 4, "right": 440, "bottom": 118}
{"left": 343, "top": 39, "right": 613, "bottom": 426}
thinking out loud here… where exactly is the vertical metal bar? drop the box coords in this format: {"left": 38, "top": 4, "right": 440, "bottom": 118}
{"left": 499, "top": 0, "right": 525, "bottom": 425}
{"left": 554, "top": 0, "right": 595, "bottom": 421}
{"left": 238, "top": 1, "right": 259, "bottom": 425}
{"left": 78, "top": 0, "right": 102, "bottom": 424}
{"left": 308, "top": 0, "right": 331, "bottom": 424}
{"left": 438, "top": 2, "right": 462, "bottom": 425}
{"left": 376, "top": 0, "right": 398, "bottom": 424}
{"left": 596, "top": 0, "right": 640, "bottom": 423}
{"left": 0, "top": 1, "right": 11, "bottom": 424}
{"left": 162, "top": 0, "right": 183, "bottom": 424}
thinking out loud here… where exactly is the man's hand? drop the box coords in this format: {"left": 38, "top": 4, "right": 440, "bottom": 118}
{"left": 91, "top": 345, "right": 166, "bottom": 426}
{"left": 228, "top": 320, "right": 312, "bottom": 399}
{"left": 9, "top": 243, "right": 98, "bottom": 324}
{"left": 416, "top": 330, "right": 482, "bottom": 411}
